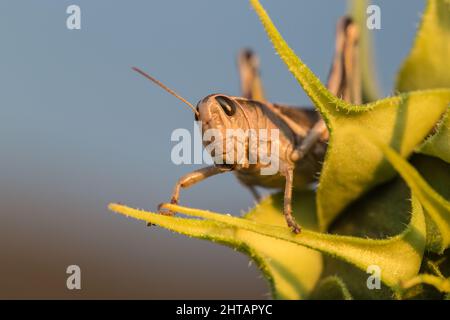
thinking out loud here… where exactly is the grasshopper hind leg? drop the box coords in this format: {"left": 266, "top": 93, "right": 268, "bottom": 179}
{"left": 238, "top": 49, "right": 266, "bottom": 102}
{"left": 291, "top": 17, "right": 361, "bottom": 163}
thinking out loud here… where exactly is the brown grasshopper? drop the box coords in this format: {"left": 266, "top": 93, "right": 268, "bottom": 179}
{"left": 133, "top": 17, "right": 361, "bottom": 233}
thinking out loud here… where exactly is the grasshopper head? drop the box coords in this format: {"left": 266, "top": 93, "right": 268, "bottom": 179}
{"left": 196, "top": 94, "right": 249, "bottom": 166}
{"left": 195, "top": 94, "right": 238, "bottom": 127}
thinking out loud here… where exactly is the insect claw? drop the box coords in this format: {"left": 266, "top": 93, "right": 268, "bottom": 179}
{"left": 157, "top": 202, "right": 175, "bottom": 217}
{"left": 157, "top": 202, "right": 165, "bottom": 212}
{"left": 291, "top": 224, "right": 301, "bottom": 234}
{"left": 286, "top": 218, "right": 302, "bottom": 234}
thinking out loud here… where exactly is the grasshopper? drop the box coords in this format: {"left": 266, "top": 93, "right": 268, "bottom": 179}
{"left": 133, "top": 17, "right": 361, "bottom": 233}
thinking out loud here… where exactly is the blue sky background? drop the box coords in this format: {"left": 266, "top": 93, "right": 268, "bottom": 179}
{"left": 0, "top": 0, "right": 424, "bottom": 298}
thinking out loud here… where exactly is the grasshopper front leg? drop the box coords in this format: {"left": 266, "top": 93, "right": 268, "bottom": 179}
{"left": 283, "top": 167, "right": 301, "bottom": 233}
{"left": 158, "top": 165, "right": 233, "bottom": 216}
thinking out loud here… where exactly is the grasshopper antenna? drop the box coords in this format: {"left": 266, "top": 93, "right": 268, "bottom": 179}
{"left": 132, "top": 67, "right": 199, "bottom": 117}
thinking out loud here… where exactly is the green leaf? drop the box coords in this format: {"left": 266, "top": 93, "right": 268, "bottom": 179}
{"left": 310, "top": 276, "right": 353, "bottom": 300}
{"left": 321, "top": 177, "right": 413, "bottom": 299}
{"left": 349, "top": 0, "right": 380, "bottom": 102}
{"left": 401, "top": 274, "right": 450, "bottom": 294}
{"left": 109, "top": 188, "right": 426, "bottom": 290}
{"left": 396, "top": 0, "right": 450, "bottom": 163}
{"left": 111, "top": 191, "right": 323, "bottom": 300}
{"left": 396, "top": 0, "right": 450, "bottom": 92}
{"left": 418, "top": 110, "right": 450, "bottom": 163}
{"left": 241, "top": 191, "right": 323, "bottom": 299}
{"left": 345, "top": 127, "right": 450, "bottom": 253}
{"left": 249, "top": 0, "right": 450, "bottom": 229}
{"left": 319, "top": 91, "right": 450, "bottom": 230}
{"left": 412, "top": 155, "right": 450, "bottom": 251}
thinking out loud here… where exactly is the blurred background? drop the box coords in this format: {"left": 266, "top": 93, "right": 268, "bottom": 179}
{"left": 0, "top": 0, "right": 424, "bottom": 298}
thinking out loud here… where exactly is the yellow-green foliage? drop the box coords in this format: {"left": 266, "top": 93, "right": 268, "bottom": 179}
{"left": 109, "top": 0, "right": 450, "bottom": 299}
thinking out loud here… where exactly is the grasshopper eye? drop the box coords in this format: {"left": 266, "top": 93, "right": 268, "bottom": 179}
{"left": 215, "top": 96, "right": 236, "bottom": 116}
